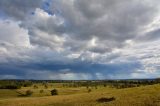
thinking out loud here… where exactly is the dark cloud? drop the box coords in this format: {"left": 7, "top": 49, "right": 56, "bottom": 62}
{"left": 0, "top": 53, "right": 142, "bottom": 79}
{"left": 46, "top": 0, "right": 159, "bottom": 52}
{"left": 0, "top": 0, "right": 160, "bottom": 79}
{"left": 0, "top": 0, "right": 43, "bottom": 20}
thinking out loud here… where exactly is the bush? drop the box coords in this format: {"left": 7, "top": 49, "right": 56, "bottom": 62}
{"left": 95, "top": 86, "right": 98, "bottom": 89}
{"left": 86, "top": 86, "right": 89, "bottom": 89}
{"left": 44, "top": 84, "right": 48, "bottom": 89}
{"left": 25, "top": 90, "right": 33, "bottom": 96}
{"left": 33, "top": 85, "right": 38, "bottom": 89}
{"left": 51, "top": 89, "right": 58, "bottom": 95}
{"left": 88, "top": 88, "right": 92, "bottom": 93}
{"left": 40, "top": 89, "right": 44, "bottom": 93}
{"left": 23, "top": 81, "right": 32, "bottom": 87}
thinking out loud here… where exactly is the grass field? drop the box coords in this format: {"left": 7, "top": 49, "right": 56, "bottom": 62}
{"left": 0, "top": 83, "right": 160, "bottom": 106}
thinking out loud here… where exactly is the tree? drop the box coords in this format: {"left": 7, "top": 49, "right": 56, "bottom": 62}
{"left": 51, "top": 89, "right": 58, "bottom": 95}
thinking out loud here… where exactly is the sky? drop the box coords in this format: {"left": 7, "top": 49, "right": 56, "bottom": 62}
{"left": 0, "top": 0, "right": 160, "bottom": 80}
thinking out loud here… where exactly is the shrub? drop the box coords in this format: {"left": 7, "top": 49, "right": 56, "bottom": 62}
{"left": 86, "top": 86, "right": 89, "bottom": 89}
{"left": 51, "top": 89, "right": 58, "bottom": 95}
{"left": 23, "top": 81, "right": 32, "bottom": 87}
{"left": 33, "top": 85, "right": 38, "bottom": 89}
{"left": 25, "top": 90, "right": 33, "bottom": 96}
{"left": 95, "top": 86, "right": 98, "bottom": 89}
{"left": 44, "top": 84, "right": 48, "bottom": 89}
{"left": 88, "top": 88, "right": 92, "bottom": 93}
{"left": 40, "top": 89, "right": 44, "bottom": 93}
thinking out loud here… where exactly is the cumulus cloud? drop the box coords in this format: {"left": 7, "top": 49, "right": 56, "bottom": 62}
{"left": 23, "top": 8, "right": 65, "bottom": 51}
{"left": 0, "top": 0, "right": 43, "bottom": 20}
{"left": 0, "top": 0, "right": 160, "bottom": 79}
{"left": 0, "top": 20, "right": 30, "bottom": 47}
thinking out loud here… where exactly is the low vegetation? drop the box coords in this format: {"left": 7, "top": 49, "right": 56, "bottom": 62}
{"left": 51, "top": 89, "right": 58, "bottom": 95}
{"left": 0, "top": 80, "right": 32, "bottom": 89}
{"left": 25, "top": 90, "right": 33, "bottom": 96}
{"left": 0, "top": 79, "right": 160, "bottom": 106}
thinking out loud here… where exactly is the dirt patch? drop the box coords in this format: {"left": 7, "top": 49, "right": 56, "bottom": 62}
{"left": 97, "top": 97, "right": 115, "bottom": 103}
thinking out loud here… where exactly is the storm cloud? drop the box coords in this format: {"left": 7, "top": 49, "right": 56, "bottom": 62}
{"left": 0, "top": 0, "right": 160, "bottom": 79}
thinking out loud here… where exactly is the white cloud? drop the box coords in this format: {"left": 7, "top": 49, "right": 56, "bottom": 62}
{"left": 0, "top": 20, "right": 30, "bottom": 47}
{"left": 117, "top": 39, "right": 160, "bottom": 74}
{"left": 0, "top": 0, "right": 160, "bottom": 79}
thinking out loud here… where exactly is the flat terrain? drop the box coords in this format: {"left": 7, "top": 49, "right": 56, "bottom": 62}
{"left": 0, "top": 84, "right": 160, "bottom": 106}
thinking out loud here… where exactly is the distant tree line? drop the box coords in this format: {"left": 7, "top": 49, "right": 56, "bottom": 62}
{"left": 0, "top": 78, "right": 160, "bottom": 89}
{"left": 0, "top": 80, "right": 32, "bottom": 89}
{"left": 62, "top": 79, "right": 160, "bottom": 89}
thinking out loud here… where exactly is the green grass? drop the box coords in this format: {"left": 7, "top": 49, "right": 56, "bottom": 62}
{"left": 0, "top": 84, "right": 160, "bottom": 106}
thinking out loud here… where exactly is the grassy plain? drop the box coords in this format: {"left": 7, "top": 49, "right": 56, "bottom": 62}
{"left": 0, "top": 83, "right": 160, "bottom": 106}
